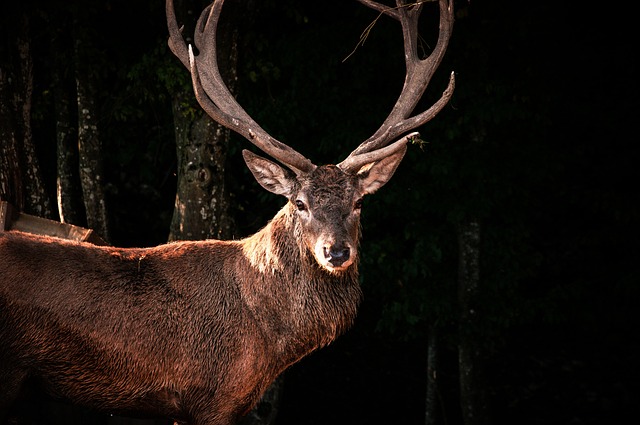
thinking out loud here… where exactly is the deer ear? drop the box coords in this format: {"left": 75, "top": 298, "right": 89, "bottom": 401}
{"left": 356, "top": 144, "right": 407, "bottom": 195}
{"left": 242, "top": 150, "right": 296, "bottom": 197}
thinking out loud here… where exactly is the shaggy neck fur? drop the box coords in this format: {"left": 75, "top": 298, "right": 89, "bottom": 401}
{"left": 239, "top": 202, "right": 362, "bottom": 367}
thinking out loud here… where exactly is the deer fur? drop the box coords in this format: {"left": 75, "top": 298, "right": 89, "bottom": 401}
{"left": 1, "top": 0, "right": 455, "bottom": 420}
{"left": 0, "top": 149, "right": 405, "bottom": 425}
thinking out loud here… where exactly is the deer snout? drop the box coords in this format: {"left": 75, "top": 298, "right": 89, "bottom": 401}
{"left": 323, "top": 244, "right": 351, "bottom": 267}
{"left": 313, "top": 237, "right": 355, "bottom": 272}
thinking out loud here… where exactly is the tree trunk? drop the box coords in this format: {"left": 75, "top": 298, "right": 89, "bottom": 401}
{"left": 15, "top": 14, "right": 52, "bottom": 218}
{"left": 51, "top": 14, "right": 85, "bottom": 226}
{"left": 74, "top": 21, "right": 109, "bottom": 242}
{"left": 0, "top": 65, "right": 23, "bottom": 207}
{"left": 0, "top": 9, "right": 52, "bottom": 218}
{"left": 168, "top": 93, "right": 235, "bottom": 241}
{"left": 167, "top": 0, "right": 237, "bottom": 242}
{"left": 457, "top": 219, "right": 489, "bottom": 425}
{"left": 425, "top": 326, "right": 442, "bottom": 425}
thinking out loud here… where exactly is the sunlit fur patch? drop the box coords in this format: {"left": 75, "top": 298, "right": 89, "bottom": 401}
{"left": 240, "top": 210, "right": 288, "bottom": 274}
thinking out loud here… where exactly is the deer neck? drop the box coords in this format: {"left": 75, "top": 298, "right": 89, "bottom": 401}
{"left": 238, "top": 203, "right": 362, "bottom": 363}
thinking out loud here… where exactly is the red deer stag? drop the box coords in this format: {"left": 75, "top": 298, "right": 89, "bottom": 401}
{"left": 0, "top": 0, "right": 454, "bottom": 424}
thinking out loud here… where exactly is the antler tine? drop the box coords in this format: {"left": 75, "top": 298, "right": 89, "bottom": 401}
{"left": 166, "top": 0, "right": 315, "bottom": 175}
{"left": 338, "top": 0, "right": 455, "bottom": 172}
{"left": 166, "top": 0, "right": 189, "bottom": 69}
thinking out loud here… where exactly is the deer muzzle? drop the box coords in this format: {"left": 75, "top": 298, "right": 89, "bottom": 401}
{"left": 315, "top": 240, "right": 354, "bottom": 272}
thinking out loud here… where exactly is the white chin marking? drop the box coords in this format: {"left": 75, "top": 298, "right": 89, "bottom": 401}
{"left": 323, "top": 262, "right": 349, "bottom": 273}
{"left": 320, "top": 263, "right": 349, "bottom": 274}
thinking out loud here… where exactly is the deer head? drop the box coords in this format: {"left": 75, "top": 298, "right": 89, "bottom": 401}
{"left": 166, "top": 0, "right": 455, "bottom": 273}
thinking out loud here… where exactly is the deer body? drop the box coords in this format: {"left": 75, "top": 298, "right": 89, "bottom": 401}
{"left": 1, "top": 209, "right": 360, "bottom": 423}
{"left": 0, "top": 164, "right": 372, "bottom": 424}
{"left": 1, "top": 0, "right": 454, "bottom": 424}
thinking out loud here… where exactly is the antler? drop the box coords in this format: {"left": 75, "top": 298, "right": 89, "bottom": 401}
{"left": 166, "top": 0, "right": 316, "bottom": 175}
{"left": 167, "top": 0, "right": 453, "bottom": 175}
{"left": 337, "top": 0, "right": 455, "bottom": 172}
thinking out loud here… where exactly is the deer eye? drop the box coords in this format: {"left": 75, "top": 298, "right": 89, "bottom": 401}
{"left": 295, "top": 200, "right": 306, "bottom": 211}
{"left": 354, "top": 198, "right": 363, "bottom": 210}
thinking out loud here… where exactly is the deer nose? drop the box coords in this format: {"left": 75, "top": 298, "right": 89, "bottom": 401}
{"left": 323, "top": 244, "right": 351, "bottom": 267}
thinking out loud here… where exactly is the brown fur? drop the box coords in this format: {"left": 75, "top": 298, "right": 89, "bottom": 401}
{"left": 0, "top": 140, "right": 406, "bottom": 425}
{"left": 0, "top": 0, "right": 451, "bottom": 419}
{"left": 0, "top": 172, "right": 367, "bottom": 425}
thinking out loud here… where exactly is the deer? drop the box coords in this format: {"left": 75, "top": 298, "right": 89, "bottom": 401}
{"left": 0, "top": 0, "right": 454, "bottom": 424}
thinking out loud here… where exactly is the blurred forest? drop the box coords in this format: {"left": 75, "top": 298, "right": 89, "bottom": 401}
{"left": 1, "top": 0, "right": 638, "bottom": 425}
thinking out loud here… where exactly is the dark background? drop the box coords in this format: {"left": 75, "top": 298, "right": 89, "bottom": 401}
{"left": 2, "top": 0, "right": 638, "bottom": 424}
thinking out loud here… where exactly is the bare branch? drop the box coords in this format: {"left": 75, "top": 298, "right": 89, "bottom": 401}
{"left": 355, "top": 0, "right": 401, "bottom": 20}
